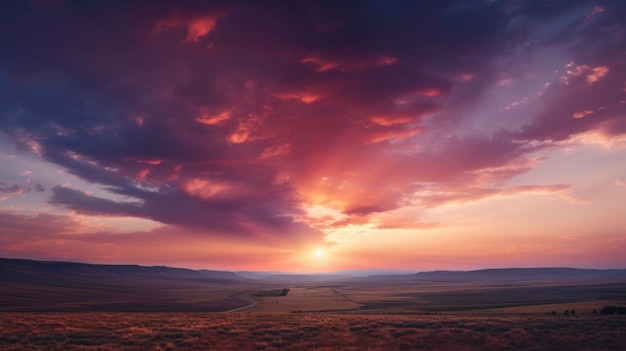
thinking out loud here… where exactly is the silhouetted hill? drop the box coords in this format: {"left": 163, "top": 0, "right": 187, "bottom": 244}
{"left": 0, "top": 257, "right": 244, "bottom": 283}
{"left": 2, "top": 258, "right": 626, "bottom": 312}
{"left": 0, "top": 258, "right": 249, "bottom": 312}
{"left": 360, "top": 268, "right": 626, "bottom": 282}
{"left": 236, "top": 271, "right": 346, "bottom": 281}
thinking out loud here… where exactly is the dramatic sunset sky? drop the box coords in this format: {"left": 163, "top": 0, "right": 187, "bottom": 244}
{"left": 1, "top": 0, "right": 625, "bottom": 272}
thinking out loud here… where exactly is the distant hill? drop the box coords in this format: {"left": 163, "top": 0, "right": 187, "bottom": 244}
{"left": 0, "top": 258, "right": 248, "bottom": 312}
{"left": 359, "top": 267, "right": 626, "bottom": 282}
{"left": 0, "top": 257, "right": 245, "bottom": 284}
{"left": 236, "top": 271, "right": 347, "bottom": 281}
{"left": 2, "top": 258, "right": 626, "bottom": 312}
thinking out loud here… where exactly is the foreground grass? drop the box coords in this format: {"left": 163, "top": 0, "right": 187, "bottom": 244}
{"left": 1, "top": 313, "right": 625, "bottom": 350}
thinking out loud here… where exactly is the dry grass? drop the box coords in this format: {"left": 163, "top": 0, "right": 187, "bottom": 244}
{"left": 1, "top": 313, "right": 626, "bottom": 350}
{"left": 335, "top": 281, "right": 626, "bottom": 313}
{"left": 476, "top": 300, "right": 623, "bottom": 315}
{"left": 247, "top": 287, "right": 359, "bottom": 313}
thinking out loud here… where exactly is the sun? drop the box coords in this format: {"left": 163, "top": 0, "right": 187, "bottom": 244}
{"left": 314, "top": 249, "right": 324, "bottom": 259}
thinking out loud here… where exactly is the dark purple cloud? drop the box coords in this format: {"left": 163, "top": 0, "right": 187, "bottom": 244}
{"left": 0, "top": 184, "right": 23, "bottom": 195}
{"left": 0, "top": 182, "right": 45, "bottom": 195}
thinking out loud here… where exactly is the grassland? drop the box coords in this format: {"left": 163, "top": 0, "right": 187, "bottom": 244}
{"left": 245, "top": 286, "right": 359, "bottom": 313}
{"left": 2, "top": 312, "right": 626, "bottom": 350}
{"left": 332, "top": 281, "right": 626, "bottom": 314}
{"left": 3, "top": 260, "right": 626, "bottom": 349}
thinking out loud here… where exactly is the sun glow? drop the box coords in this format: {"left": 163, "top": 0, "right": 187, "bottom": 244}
{"left": 314, "top": 249, "right": 324, "bottom": 259}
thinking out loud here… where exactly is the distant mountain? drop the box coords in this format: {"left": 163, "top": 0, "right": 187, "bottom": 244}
{"left": 235, "top": 271, "right": 347, "bottom": 281}
{"left": 0, "top": 257, "right": 245, "bottom": 284}
{"left": 359, "top": 267, "right": 626, "bottom": 282}
{"left": 334, "top": 269, "right": 417, "bottom": 277}
{"left": 236, "top": 269, "right": 416, "bottom": 280}
{"left": 5, "top": 259, "right": 624, "bottom": 284}
{"left": 0, "top": 257, "right": 249, "bottom": 312}
{"left": 2, "top": 258, "right": 626, "bottom": 312}
{"left": 234, "top": 271, "right": 284, "bottom": 279}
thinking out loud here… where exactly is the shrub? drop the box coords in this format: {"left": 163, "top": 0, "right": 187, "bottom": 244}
{"left": 600, "top": 306, "right": 617, "bottom": 315}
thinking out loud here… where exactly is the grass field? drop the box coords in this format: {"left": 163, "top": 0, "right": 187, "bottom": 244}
{"left": 1, "top": 313, "right": 626, "bottom": 350}
{"left": 332, "top": 281, "right": 626, "bottom": 313}
{"left": 245, "top": 286, "right": 359, "bottom": 313}
{"left": 3, "top": 260, "right": 626, "bottom": 349}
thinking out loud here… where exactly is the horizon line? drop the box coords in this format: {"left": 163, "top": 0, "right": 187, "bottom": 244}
{"left": 2, "top": 256, "right": 625, "bottom": 275}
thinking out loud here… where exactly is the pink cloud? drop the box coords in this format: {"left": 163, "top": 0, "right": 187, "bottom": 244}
{"left": 572, "top": 110, "right": 594, "bottom": 119}
{"left": 0, "top": 184, "right": 24, "bottom": 195}
{"left": 195, "top": 109, "right": 231, "bottom": 126}
{"left": 301, "top": 54, "right": 340, "bottom": 72}
{"left": 587, "top": 66, "right": 609, "bottom": 84}
{"left": 414, "top": 184, "right": 572, "bottom": 208}
{"left": 153, "top": 9, "right": 229, "bottom": 43}
{"left": 227, "top": 123, "right": 251, "bottom": 144}
{"left": 560, "top": 62, "right": 609, "bottom": 85}
{"left": 274, "top": 92, "right": 322, "bottom": 104}
{"left": 300, "top": 52, "right": 398, "bottom": 72}
{"left": 0, "top": 211, "right": 316, "bottom": 270}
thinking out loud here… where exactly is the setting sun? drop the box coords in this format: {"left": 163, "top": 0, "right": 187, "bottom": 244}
{"left": 314, "top": 249, "right": 324, "bottom": 259}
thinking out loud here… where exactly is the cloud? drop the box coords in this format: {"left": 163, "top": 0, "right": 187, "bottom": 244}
{"left": 154, "top": 11, "right": 228, "bottom": 43}
{"left": 48, "top": 177, "right": 323, "bottom": 246}
{"left": 0, "top": 182, "right": 45, "bottom": 195}
{"left": 572, "top": 110, "right": 594, "bottom": 119}
{"left": 560, "top": 62, "right": 609, "bottom": 85}
{"left": 413, "top": 184, "right": 573, "bottom": 208}
{"left": 0, "top": 0, "right": 625, "bottom": 249}
{"left": 0, "top": 184, "right": 23, "bottom": 195}
{"left": 0, "top": 211, "right": 306, "bottom": 269}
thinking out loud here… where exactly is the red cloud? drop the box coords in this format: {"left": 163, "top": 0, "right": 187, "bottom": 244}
{"left": 300, "top": 52, "right": 398, "bottom": 72}
{"left": 154, "top": 9, "right": 229, "bottom": 43}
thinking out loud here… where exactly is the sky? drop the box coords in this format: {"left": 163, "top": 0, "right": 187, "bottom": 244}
{"left": 0, "top": 0, "right": 625, "bottom": 273}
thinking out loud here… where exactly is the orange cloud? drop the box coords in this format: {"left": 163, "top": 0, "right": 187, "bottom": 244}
{"left": 184, "top": 17, "right": 218, "bottom": 42}
{"left": 586, "top": 66, "right": 609, "bottom": 84}
{"left": 300, "top": 53, "right": 398, "bottom": 72}
{"left": 572, "top": 110, "right": 594, "bottom": 119}
{"left": 137, "top": 169, "right": 150, "bottom": 180}
{"left": 260, "top": 143, "right": 291, "bottom": 159}
{"left": 560, "top": 62, "right": 609, "bottom": 85}
{"left": 154, "top": 11, "right": 228, "bottom": 43}
{"left": 301, "top": 54, "right": 340, "bottom": 72}
{"left": 195, "top": 109, "right": 231, "bottom": 126}
{"left": 183, "top": 178, "right": 231, "bottom": 200}
{"left": 136, "top": 159, "right": 163, "bottom": 165}
{"left": 274, "top": 92, "right": 322, "bottom": 104}
{"left": 228, "top": 123, "right": 250, "bottom": 143}
{"left": 368, "top": 116, "right": 414, "bottom": 126}
{"left": 365, "top": 129, "right": 420, "bottom": 144}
